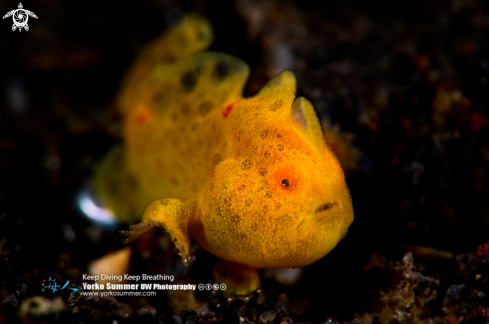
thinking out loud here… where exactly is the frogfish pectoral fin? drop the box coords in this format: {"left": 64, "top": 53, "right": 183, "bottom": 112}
{"left": 121, "top": 198, "right": 194, "bottom": 266}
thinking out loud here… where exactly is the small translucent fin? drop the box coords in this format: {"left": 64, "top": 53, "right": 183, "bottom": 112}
{"left": 291, "top": 97, "right": 326, "bottom": 151}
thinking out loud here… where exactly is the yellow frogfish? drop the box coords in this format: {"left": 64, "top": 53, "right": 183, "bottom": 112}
{"left": 95, "top": 14, "right": 354, "bottom": 294}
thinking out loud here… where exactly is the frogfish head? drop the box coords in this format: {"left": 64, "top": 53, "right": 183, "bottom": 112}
{"left": 195, "top": 71, "right": 354, "bottom": 269}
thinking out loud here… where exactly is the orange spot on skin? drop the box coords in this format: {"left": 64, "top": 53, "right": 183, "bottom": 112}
{"left": 272, "top": 166, "right": 300, "bottom": 193}
{"left": 223, "top": 102, "right": 237, "bottom": 118}
{"left": 135, "top": 110, "right": 151, "bottom": 124}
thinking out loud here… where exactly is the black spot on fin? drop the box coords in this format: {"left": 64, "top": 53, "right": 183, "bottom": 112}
{"left": 198, "top": 100, "right": 214, "bottom": 116}
{"left": 211, "top": 57, "right": 247, "bottom": 83}
{"left": 181, "top": 70, "right": 198, "bottom": 93}
{"left": 212, "top": 60, "right": 231, "bottom": 81}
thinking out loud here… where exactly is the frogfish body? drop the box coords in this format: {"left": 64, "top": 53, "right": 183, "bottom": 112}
{"left": 95, "top": 14, "right": 354, "bottom": 292}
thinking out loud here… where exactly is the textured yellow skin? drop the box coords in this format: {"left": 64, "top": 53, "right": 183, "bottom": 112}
{"left": 96, "top": 15, "right": 354, "bottom": 272}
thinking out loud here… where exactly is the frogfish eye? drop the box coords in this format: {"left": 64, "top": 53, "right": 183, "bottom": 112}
{"left": 281, "top": 179, "right": 290, "bottom": 188}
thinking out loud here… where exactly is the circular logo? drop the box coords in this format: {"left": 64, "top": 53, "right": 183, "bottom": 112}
{"left": 220, "top": 283, "right": 227, "bottom": 291}
{"left": 3, "top": 4, "right": 38, "bottom": 32}
{"left": 13, "top": 10, "right": 27, "bottom": 26}
{"left": 205, "top": 283, "right": 212, "bottom": 290}
{"left": 213, "top": 283, "right": 219, "bottom": 290}
{"left": 198, "top": 283, "right": 205, "bottom": 290}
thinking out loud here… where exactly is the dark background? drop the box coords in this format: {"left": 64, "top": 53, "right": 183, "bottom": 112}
{"left": 1, "top": 0, "right": 489, "bottom": 323}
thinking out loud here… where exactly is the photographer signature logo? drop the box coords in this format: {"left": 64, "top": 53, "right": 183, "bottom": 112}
{"left": 3, "top": 3, "right": 38, "bottom": 32}
{"left": 42, "top": 277, "right": 78, "bottom": 293}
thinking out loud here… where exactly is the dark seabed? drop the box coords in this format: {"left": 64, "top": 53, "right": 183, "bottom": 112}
{"left": 1, "top": 0, "right": 489, "bottom": 323}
